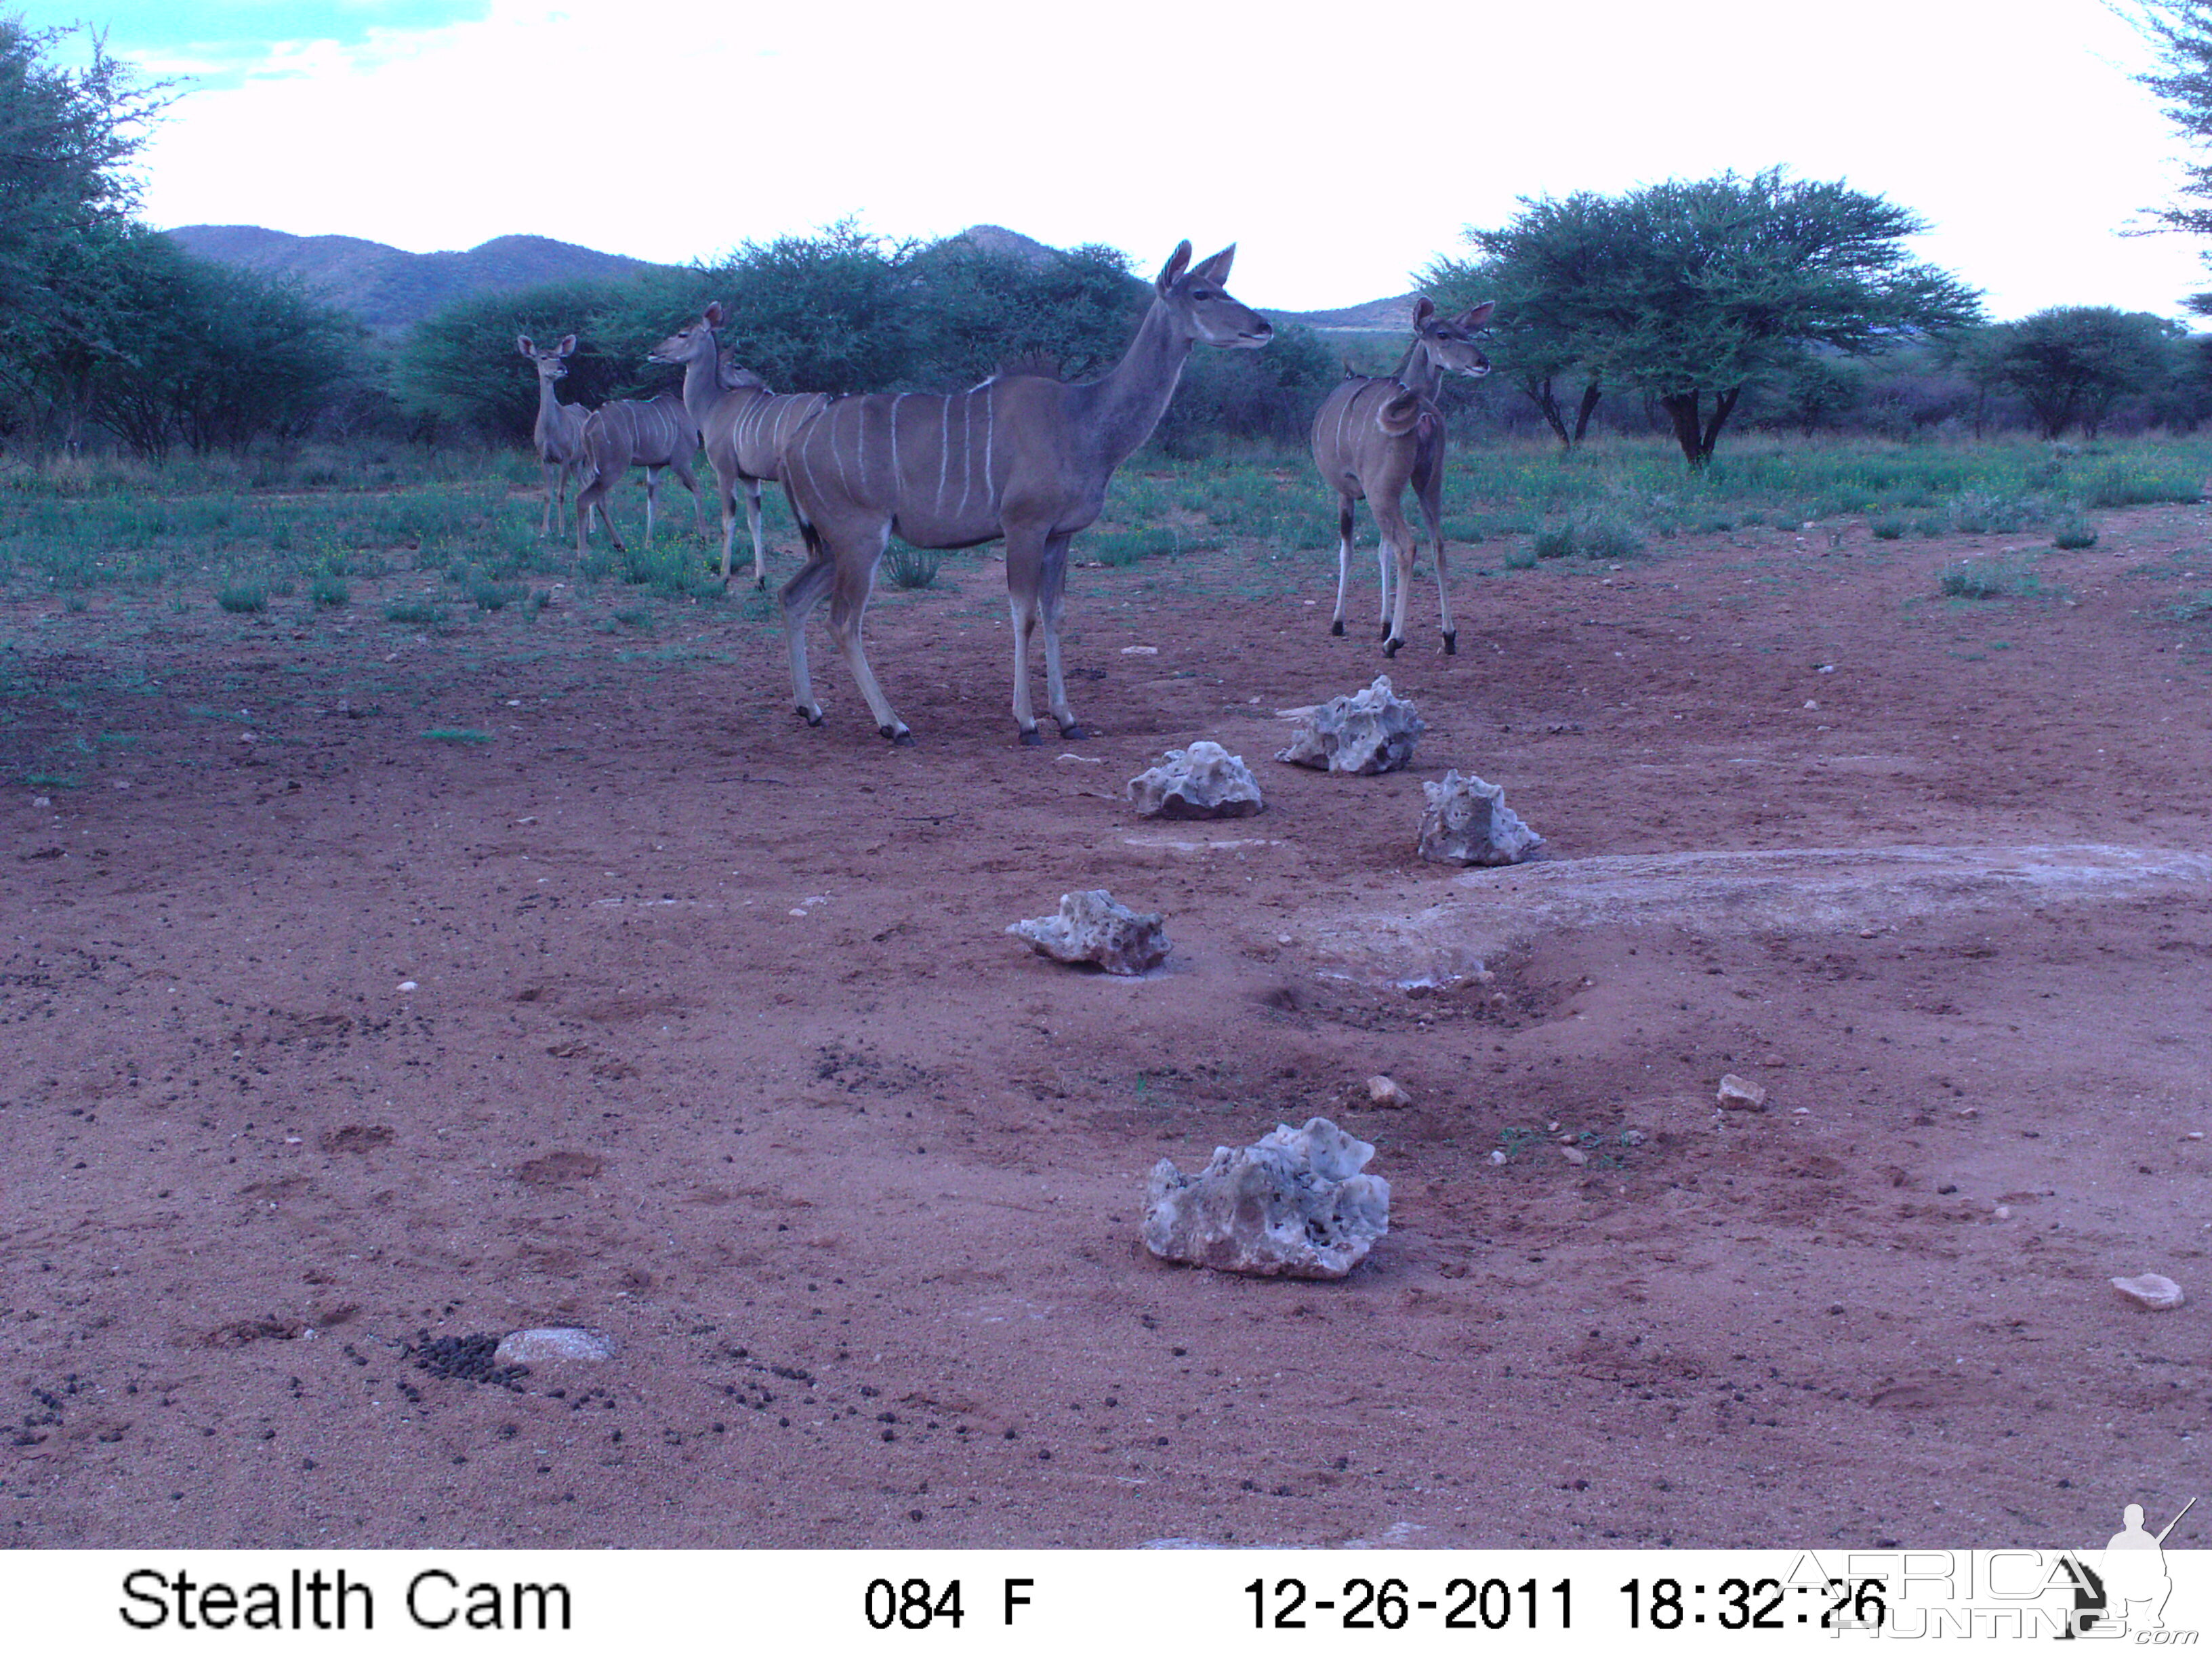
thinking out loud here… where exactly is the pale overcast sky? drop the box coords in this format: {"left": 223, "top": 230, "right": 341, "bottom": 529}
{"left": 41, "top": 0, "right": 2212, "bottom": 318}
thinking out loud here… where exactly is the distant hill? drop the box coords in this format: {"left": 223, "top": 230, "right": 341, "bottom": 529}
{"left": 163, "top": 226, "right": 670, "bottom": 333}
{"left": 1269, "top": 293, "right": 1419, "bottom": 333}
{"left": 166, "top": 221, "right": 1418, "bottom": 339}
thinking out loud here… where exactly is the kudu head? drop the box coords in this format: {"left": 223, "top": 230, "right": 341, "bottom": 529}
{"left": 518, "top": 333, "right": 578, "bottom": 384}
{"left": 1154, "top": 243, "right": 1273, "bottom": 350}
{"left": 1410, "top": 296, "right": 1493, "bottom": 379}
{"left": 648, "top": 302, "right": 725, "bottom": 373}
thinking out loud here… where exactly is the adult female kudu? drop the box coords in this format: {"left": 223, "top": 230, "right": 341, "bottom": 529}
{"left": 1309, "top": 296, "right": 1492, "bottom": 655}
{"left": 517, "top": 334, "right": 589, "bottom": 537}
{"left": 573, "top": 391, "right": 706, "bottom": 554}
{"left": 780, "top": 241, "right": 1272, "bottom": 746}
{"left": 648, "top": 303, "right": 832, "bottom": 588}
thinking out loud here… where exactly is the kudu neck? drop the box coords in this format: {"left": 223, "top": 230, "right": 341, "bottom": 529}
{"left": 1079, "top": 300, "right": 1195, "bottom": 463}
{"left": 1392, "top": 339, "right": 1443, "bottom": 399}
{"left": 676, "top": 333, "right": 726, "bottom": 427}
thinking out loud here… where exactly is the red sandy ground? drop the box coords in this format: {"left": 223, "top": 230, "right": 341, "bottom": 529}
{"left": 3, "top": 501, "right": 2207, "bottom": 1550}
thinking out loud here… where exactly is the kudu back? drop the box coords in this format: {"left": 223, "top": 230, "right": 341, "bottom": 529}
{"left": 573, "top": 391, "right": 705, "bottom": 554}
{"left": 778, "top": 241, "right": 1272, "bottom": 745}
{"left": 1309, "top": 296, "right": 1492, "bottom": 654}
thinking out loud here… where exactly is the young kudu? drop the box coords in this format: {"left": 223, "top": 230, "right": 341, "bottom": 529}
{"left": 648, "top": 302, "right": 833, "bottom": 587}
{"left": 573, "top": 391, "right": 706, "bottom": 554}
{"left": 1309, "top": 296, "right": 1493, "bottom": 655}
{"left": 517, "top": 334, "right": 589, "bottom": 537}
{"left": 779, "top": 241, "right": 1272, "bottom": 745}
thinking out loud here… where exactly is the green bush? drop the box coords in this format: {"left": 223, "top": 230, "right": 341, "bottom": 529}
{"left": 1532, "top": 510, "right": 1645, "bottom": 560}
{"left": 471, "top": 579, "right": 525, "bottom": 611}
{"left": 1938, "top": 555, "right": 2049, "bottom": 599}
{"left": 216, "top": 583, "right": 268, "bottom": 613}
{"left": 884, "top": 547, "right": 940, "bottom": 589}
{"left": 310, "top": 573, "right": 349, "bottom": 608}
{"left": 2051, "top": 517, "right": 2097, "bottom": 550}
{"left": 384, "top": 599, "right": 445, "bottom": 626}
{"left": 1870, "top": 514, "right": 1908, "bottom": 540}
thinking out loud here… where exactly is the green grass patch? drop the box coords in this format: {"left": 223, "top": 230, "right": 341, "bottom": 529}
{"left": 216, "top": 583, "right": 269, "bottom": 614}
{"left": 422, "top": 727, "right": 493, "bottom": 744}
{"left": 1937, "top": 555, "right": 2055, "bottom": 600}
{"left": 384, "top": 600, "right": 446, "bottom": 626}
{"left": 884, "top": 547, "right": 941, "bottom": 589}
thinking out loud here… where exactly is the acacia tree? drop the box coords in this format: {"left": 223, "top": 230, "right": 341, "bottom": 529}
{"left": 0, "top": 15, "right": 174, "bottom": 452}
{"left": 1982, "top": 308, "right": 2179, "bottom": 438}
{"left": 2132, "top": 1, "right": 2212, "bottom": 309}
{"left": 1446, "top": 170, "right": 1980, "bottom": 467}
{"left": 1422, "top": 194, "right": 1616, "bottom": 450}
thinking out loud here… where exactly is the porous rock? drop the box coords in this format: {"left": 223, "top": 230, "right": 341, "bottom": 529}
{"left": 1417, "top": 770, "right": 1544, "bottom": 866}
{"left": 1126, "top": 741, "right": 1264, "bottom": 819}
{"left": 2110, "top": 1273, "right": 2185, "bottom": 1311}
{"left": 1143, "top": 1117, "right": 1390, "bottom": 1279}
{"left": 1275, "top": 676, "right": 1425, "bottom": 775}
{"left": 1008, "top": 890, "right": 1168, "bottom": 976}
{"left": 1717, "top": 1074, "right": 1769, "bottom": 1112}
{"left": 493, "top": 1326, "right": 619, "bottom": 1366}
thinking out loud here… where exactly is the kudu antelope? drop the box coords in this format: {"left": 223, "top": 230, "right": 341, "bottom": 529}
{"left": 779, "top": 241, "right": 1272, "bottom": 745}
{"left": 648, "top": 302, "right": 833, "bottom": 587}
{"left": 1310, "top": 296, "right": 1493, "bottom": 655}
{"left": 518, "top": 334, "right": 589, "bottom": 537}
{"left": 573, "top": 390, "right": 707, "bottom": 554}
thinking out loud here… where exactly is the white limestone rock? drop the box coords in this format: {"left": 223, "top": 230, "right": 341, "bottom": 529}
{"left": 1143, "top": 1117, "right": 1391, "bottom": 1279}
{"left": 1417, "top": 770, "right": 1544, "bottom": 865}
{"left": 1275, "top": 676, "right": 1425, "bottom": 775}
{"left": 1717, "top": 1074, "right": 1769, "bottom": 1112}
{"left": 1008, "top": 890, "right": 1169, "bottom": 976}
{"left": 2110, "top": 1273, "right": 2185, "bottom": 1311}
{"left": 1127, "top": 741, "right": 1263, "bottom": 819}
{"left": 493, "top": 1326, "right": 619, "bottom": 1366}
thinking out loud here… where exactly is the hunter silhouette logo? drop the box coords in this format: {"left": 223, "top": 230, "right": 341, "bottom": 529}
{"left": 2093, "top": 1497, "right": 2195, "bottom": 1635}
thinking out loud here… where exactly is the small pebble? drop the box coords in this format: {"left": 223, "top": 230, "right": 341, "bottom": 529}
{"left": 1366, "top": 1075, "right": 1413, "bottom": 1109}
{"left": 1803, "top": 699, "right": 1819, "bottom": 710}
{"left": 495, "top": 1327, "right": 619, "bottom": 1365}
{"left": 1120, "top": 645, "right": 1160, "bottom": 656}
{"left": 1717, "top": 1074, "right": 1768, "bottom": 1112}
{"left": 1994, "top": 1206, "right": 2011, "bottom": 1221}
{"left": 1560, "top": 1145, "right": 1587, "bottom": 1166}
{"left": 396, "top": 981, "right": 417, "bottom": 994}
{"left": 32, "top": 796, "right": 50, "bottom": 808}
{"left": 1488, "top": 1149, "right": 1507, "bottom": 1166}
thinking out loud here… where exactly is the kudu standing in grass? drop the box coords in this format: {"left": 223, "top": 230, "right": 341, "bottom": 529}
{"left": 780, "top": 241, "right": 1272, "bottom": 745}
{"left": 1309, "top": 296, "right": 1493, "bottom": 655}
{"left": 649, "top": 302, "right": 832, "bottom": 588}
{"left": 573, "top": 388, "right": 707, "bottom": 555}
{"left": 518, "top": 334, "right": 590, "bottom": 537}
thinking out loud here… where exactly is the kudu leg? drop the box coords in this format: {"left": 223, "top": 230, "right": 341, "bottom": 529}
{"left": 1376, "top": 523, "right": 1395, "bottom": 642}
{"left": 1005, "top": 528, "right": 1053, "bottom": 745}
{"left": 742, "top": 482, "right": 769, "bottom": 590}
{"left": 781, "top": 527, "right": 836, "bottom": 726}
{"left": 1038, "top": 530, "right": 1084, "bottom": 740}
{"left": 642, "top": 467, "right": 659, "bottom": 548}
{"left": 1376, "top": 496, "right": 1417, "bottom": 657}
{"left": 1330, "top": 496, "right": 1355, "bottom": 637}
{"left": 1418, "top": 478, "right": 1455, "bottom": 655}
{"left": 823, "top": 526, "right": 912, "bottom": 744}
{"left": 541, "top": 462, "right": 562, "bottom": 538}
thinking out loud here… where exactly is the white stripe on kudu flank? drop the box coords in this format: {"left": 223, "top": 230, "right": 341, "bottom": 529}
{"left": 890, "top": 393, "right": 906, "bottom": 489}
{"left": 982, "top": 392, "right": 996, "bottom": 508}
{"left": 937, "top": 398, "right": 951, "bottom": 513}
{"left": 958, "top": 393, "right": 974, "bottom": 517}
{"left": 831, "top": 402, "right": 853, "bottom": 496}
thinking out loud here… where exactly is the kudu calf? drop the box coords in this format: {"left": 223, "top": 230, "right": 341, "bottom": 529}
{"left": 779, "top": 241, "right": 1272, "bottom": 745}
{"left": 1309, "top": 296, "right": 1492, "bottom": 655}
{"left": 518, "top": 334, "right": 590, "bottom": 537}
{"left": 573, "top": 391, "right": 706, "bottom": 554}
{"left": 648, "top": 303, "right": 832, "bottom": 587}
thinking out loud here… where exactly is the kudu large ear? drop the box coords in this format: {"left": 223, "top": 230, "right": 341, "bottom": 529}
{"left": 703, "top": 301, "right": 724, "bottom": 327}
{"left": 1156, "top": 241, "right": 1193, "bottom": 295}
{"left": 1193, "top": 244, "right": 1235, "bottom": 285}
{"left": 517, "top": 335, "right": 535, "bottom": 357}
{"left": 1454, "top": 302, "right": 1494, "bottom": 329}
{"left": 556, "top": 333, "right": 577, "bottom": 356}
{"left": 1412, "top": 297, "right": 1435, "bottom": 328}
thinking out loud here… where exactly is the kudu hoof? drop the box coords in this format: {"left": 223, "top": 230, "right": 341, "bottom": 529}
{"left": 1057, "top": 724, "right": 1088, "bottom": 742}
{"left": 1018, "top": 728, "right": 1044, "bottom": 747}
{"left": 1443, "top": 631, "right": 1458, "bottom": 656}
{"left": 798, "top": 706, "right": 823, "bottom": 727}
{"left": 881, "top": 724, "right": 915, "bottom": 746}
{"left": 1384, "top": 637, "right": 1404, "bottom": 659}
{"left": 1379, "top": 626, "right": 1393, "bottom": 643}
{"left": 1330, "top": 619, "right": 1345, "bottom": 637}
